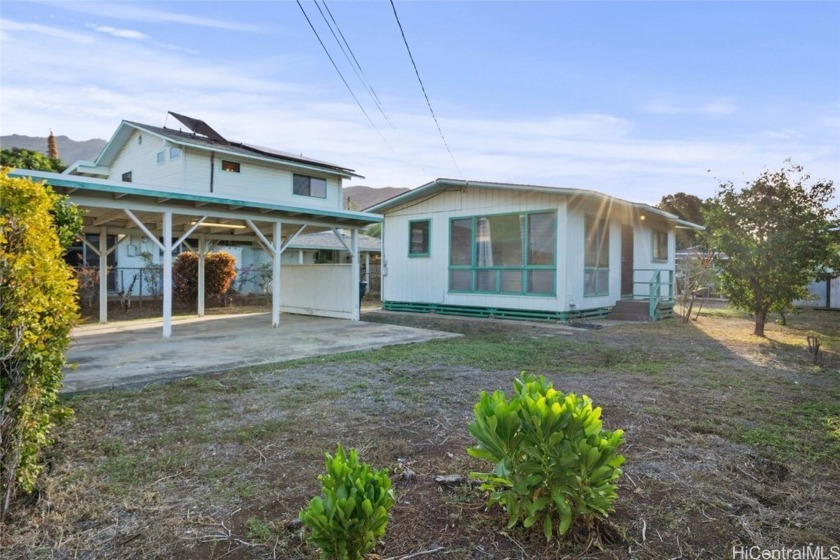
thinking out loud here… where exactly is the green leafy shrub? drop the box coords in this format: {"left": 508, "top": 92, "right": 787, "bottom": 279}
{"left": 468, "top": 373, "right": 625, "bottom": 540}
{"left": 299, "top": 445, "right": 395, "bottom": 560}
{"left": 0, "top": 169, "right": 81, "bottom": 519}
{"left": 172, "top": 251, "right": 237, "bottom": 306}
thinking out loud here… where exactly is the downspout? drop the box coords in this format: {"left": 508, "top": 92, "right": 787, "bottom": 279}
{"left": 209, "top": 152, "right": 215, "bottom": 193}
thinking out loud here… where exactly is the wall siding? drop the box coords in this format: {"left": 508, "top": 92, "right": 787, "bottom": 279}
{"left": 383, "top": 188, "right": 567, "bottom": 312}
{"left": 281, "top": 264, "right": 354, "bottom": 319}
{"left": 382, "top": 188, "right": 678, "bottom": 314}
{"left": 109, "top": 131, "right": 185, "bottom": 187}
{"left": 109, "top": 130, "right": 345, "bottom": 208}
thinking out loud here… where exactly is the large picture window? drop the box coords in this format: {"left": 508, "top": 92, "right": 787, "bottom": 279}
{"left": 584, "top": 215, "right": 609, "bottom": 296}
{"left": 293, "top": 174, "right": 327, "bottom": 198}
{"left": 409, "top": 220, "right": 430, "bottom": 257}
{"left": 448, "top": 211, "right": 556, "bottom": 296}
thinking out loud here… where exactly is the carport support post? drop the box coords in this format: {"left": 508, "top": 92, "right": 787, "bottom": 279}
{"left": 99, "top": 227, "right": 108, "bottom": 324}
{"left": 197, "top": 235, "right": 206, "bottom": 317}
{"left": 162, "top": 211, "right": 173, "bottom": 338}
{"left": 272, "top": 221, "right": 282, "bottom": 327}
{"left": 351, "top": 229, "right": 360, "bottom": 321}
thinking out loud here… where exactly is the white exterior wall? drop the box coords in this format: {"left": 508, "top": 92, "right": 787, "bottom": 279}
{"left": 108, "top": 130, "right": 345, "bottom": 209}
{"left": 281, "top": 264, "right": 354, "bottom": 319}
{"left": 562, "top": 210, "right": 624, "bottom": 311}
{"left": 383, "top": 188, "right": 568, "bottom": 312}
{"left": 382, "top": 188, "right": 679, "bottom": 314}
{"left": 631, "top": 221, "right": 676, "bottom": 299}
{"left": 109, "top": 131, "right": 185, "bottom": 187}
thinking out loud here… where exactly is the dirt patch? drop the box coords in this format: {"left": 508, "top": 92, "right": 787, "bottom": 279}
{"left": 3, "top": 305, "right": 839, "bottom": 559}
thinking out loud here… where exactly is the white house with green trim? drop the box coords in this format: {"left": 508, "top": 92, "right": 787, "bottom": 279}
{"left": 11, "top": 112, "right": 380, "bottom": 337}
{"left": 369, "top": 179, "right": 703, "bottom": 322}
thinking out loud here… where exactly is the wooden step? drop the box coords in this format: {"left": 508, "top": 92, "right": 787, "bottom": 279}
{"left": 609, "top": 300, "right": 652, "bottom": 321}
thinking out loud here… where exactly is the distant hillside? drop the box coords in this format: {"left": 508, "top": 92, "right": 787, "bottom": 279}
{"left": 344, "top": 185, "right": 409, "bottom": 210}
{"left": 0, "top": 134, "right": 106, "bottom": 166}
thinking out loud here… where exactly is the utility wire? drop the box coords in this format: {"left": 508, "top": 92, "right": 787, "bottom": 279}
{"left": 295, "top": 0, "right": 388, "bottom": 144}
{"left": 320, "top": 0, "right": 394, "bottom": 128}
{"left": 389, "top": 0, "right": 461, "bottom": 177}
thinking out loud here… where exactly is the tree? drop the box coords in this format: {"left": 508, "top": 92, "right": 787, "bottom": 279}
{"left": 1, "top": 169, "right": 81, "bottom": 519}
{"left": 703, "top": 163, "right": 839, "bottom": 336}
{"left": 657, "top": 192, "right": 705, "bottom": 249}
{"left": 0, "top": 147, "right": 66, "bottom": 173}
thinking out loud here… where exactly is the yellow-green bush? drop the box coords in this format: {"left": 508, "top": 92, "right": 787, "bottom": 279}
{"left": 0, "top": 169, "right": 80, "bottom": 518}
{"left": 468, "top": 373, "right": 625, "bottom": 540}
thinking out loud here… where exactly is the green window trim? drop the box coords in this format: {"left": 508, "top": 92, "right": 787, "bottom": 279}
{"left": 652, "top": 229, "right": 669, "bottom": 262}
{"left": 584, "top": 215, "right": 610, "bottom": 297}
{"left": 408, "top": 219, "right": 431, "bottom": 257}
{"left": 447, "top": 210, "right": 557, "bottom": 296}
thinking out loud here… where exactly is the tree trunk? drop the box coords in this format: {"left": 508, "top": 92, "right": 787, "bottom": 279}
{"left": 754, "top": 309, "right": 767, "bottom": 337}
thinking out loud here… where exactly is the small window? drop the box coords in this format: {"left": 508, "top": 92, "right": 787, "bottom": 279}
{"left": 653, "top": 230, "right": 668, "bottom": 261}
{"left": 156, "top": 151, "right": 165, "bottom": 165}
{"left": 169, "top": 147, "right": 181, "bottom": 160}
{"left": 121, "top": 171, "right": 132, "bottom": 182}
{"left": 293, "top": 174, "right": 327, "bottom": 198}
{"left": 409, "top": 220, "right": 430, "bottom": 257}
{"left": 221, "top": 160, "right": 241, "bottom": 173}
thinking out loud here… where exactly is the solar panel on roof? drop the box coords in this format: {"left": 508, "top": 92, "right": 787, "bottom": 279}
{"left": 168, "top": 111, "right": 227, "bottom": 143}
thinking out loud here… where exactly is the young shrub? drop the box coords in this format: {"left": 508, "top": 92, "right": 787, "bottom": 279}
{"left": 468, "top": 373, "right": 625, "bottom": 540}
{"left": 299, "top": 445, "right": 396, "bottom": 560}
{"left": 0, "top": 170, "right": 81, "bottom": 519}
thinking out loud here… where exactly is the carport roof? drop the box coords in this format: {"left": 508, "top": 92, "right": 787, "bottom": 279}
{"left": 9, "top": 169, "right": 381, "bottom": 231}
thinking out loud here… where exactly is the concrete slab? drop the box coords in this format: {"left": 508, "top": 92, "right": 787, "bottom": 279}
{"left": 63, "top": 312, "right": 461, "bottom": 393}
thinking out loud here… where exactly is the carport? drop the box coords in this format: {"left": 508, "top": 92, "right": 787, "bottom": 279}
{"left": 64, "top": 312, "right": 460, "bottom": 393}
{"left": 10, "top": 169, "right": 382, "bottom": 337}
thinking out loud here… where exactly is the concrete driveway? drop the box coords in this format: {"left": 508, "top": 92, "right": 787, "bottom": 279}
{"left": 64, "top": 312, "right": 460, "bottom": 393}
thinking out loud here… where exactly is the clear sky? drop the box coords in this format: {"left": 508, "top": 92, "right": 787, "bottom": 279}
{"left": 1, "top": 1, "right": 838, "bottom": 205}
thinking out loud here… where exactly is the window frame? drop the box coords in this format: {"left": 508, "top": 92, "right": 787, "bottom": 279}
{"left": 408, "top": 219, "right": 431, "bottom": 257}
{"left": 169, "top": 147, "right": 181, "bottom": 160}
{"left": 584, "top": 214, "right": 610, "bottom": 297}
{"left": 652, "top": 229, "right": 669, "bottom": 262}
{"left": 293, "top": 174, "right": 328, "bottom": 199}
{"left": 221, "top": 160, "right": 241, "bottom": 173}
{"left": 121, "top": 171, "right": 132, "bottom": 183}
{"left": 156, "top": 151, "right": 165, "bottom": 165}
{"left": 447, "top": 210, "right": 557, "bottom": 297}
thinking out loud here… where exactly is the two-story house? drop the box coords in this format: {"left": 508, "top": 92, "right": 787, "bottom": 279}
{"left": 11, "top": 112, "right": 381, "bottom": 337}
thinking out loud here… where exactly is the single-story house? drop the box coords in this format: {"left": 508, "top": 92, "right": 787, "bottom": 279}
{"left": 10, "top": 112, "right": 381, "bottom": 336}
{"left": 368, "top": 179, "right": 704, "bottom": 321}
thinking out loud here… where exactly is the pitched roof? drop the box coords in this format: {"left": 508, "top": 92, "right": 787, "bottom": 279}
{"left": 368, "top": 178, "right": 705, "bottom": 230}
{"left": 89, "top": 117, "right": 362, "bottom": 179}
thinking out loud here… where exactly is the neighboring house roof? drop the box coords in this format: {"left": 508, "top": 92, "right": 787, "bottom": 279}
{"left": 368, "top": 178, "right": 705, "bottom": 230}
{"left": 287, "top": 231, "right": 381, "bottom": 253}
{"left": 65, "top": 113, "right": 363, "bottom": 180}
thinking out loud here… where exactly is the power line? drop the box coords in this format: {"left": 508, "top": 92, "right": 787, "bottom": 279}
{"left": 295, "top": 0, "right": 388, "bottom": 144}
{"left": 389, "top": 0, "right": 461, "bottom": 177}
{"left": 317, "top": 0, "right": 394, "bottom": 128}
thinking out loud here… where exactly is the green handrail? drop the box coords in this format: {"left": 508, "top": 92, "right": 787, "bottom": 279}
{"left": 644, "top": 269, "right": 675, "bottom": 319}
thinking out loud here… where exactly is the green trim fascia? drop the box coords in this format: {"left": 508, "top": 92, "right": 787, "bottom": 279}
{"left": 408, "top": 219, "right": 431, "bottom": 257}
{"left": 9, "top": 170, "right": 382, "bottom": 224}
{"left": 382, "top": 301, "right": 611, "bottom": 323}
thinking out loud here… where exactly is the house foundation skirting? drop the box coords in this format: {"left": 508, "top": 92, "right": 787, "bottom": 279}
{"left": 381, "top": 301, "right": 611, "bottom": 323}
